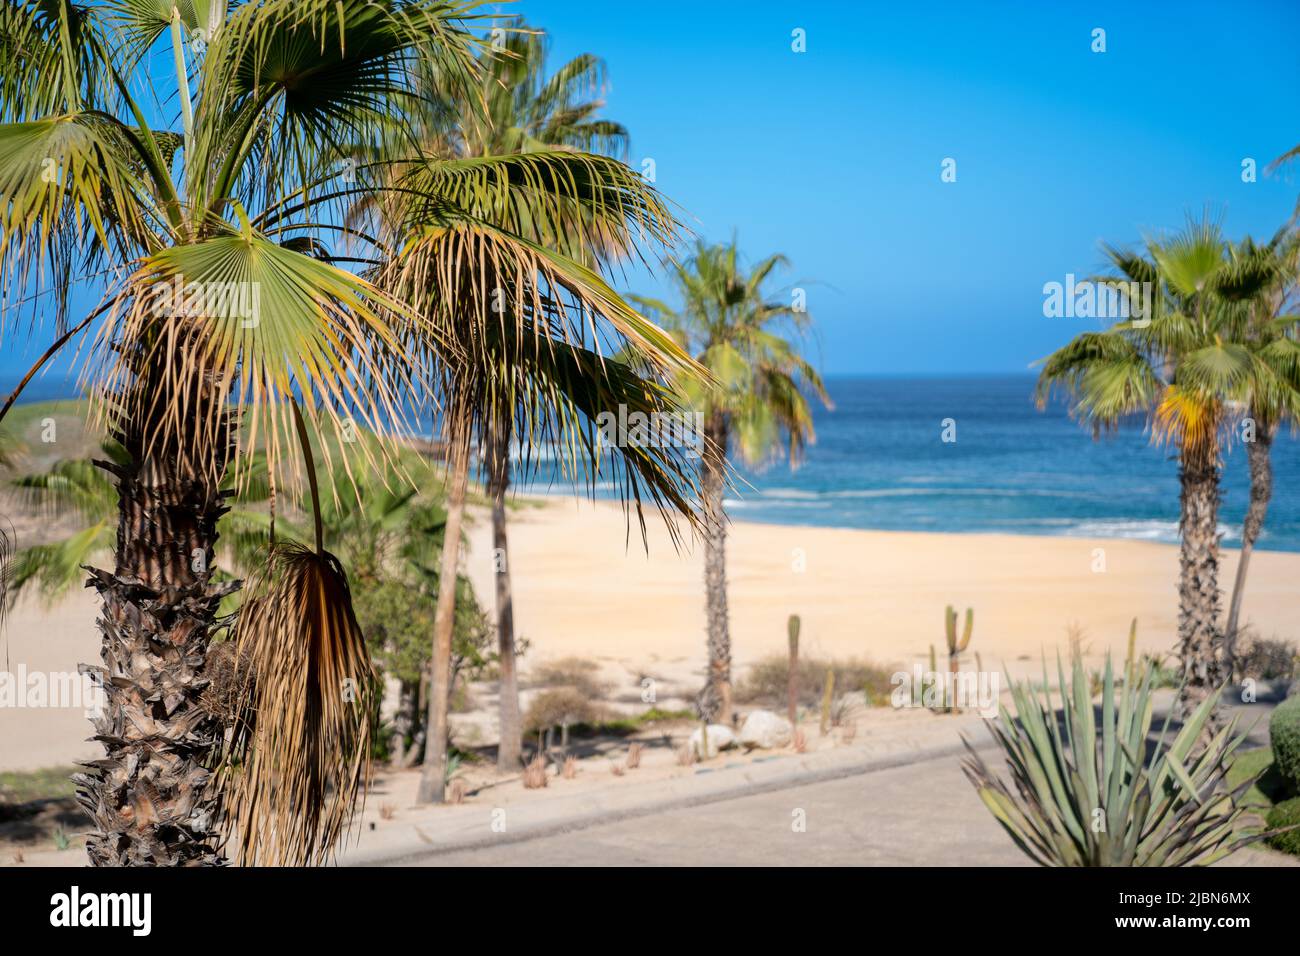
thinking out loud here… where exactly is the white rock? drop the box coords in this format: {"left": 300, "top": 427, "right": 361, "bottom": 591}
{"left": 738, "top": 709, "right": 794, "bottom": 749}
{"left": 688, "top": 723, "right": 737, "bottom": 759}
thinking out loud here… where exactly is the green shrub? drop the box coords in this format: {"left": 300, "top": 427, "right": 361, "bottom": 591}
{"left": 1227, "top": 748, "right": 1294, "bottom": 811}
{"left": 1269, "top": 696, "right": 1300, "bottom": 792}
{"left": 1265, "top": 797, "right": 1300, "bottom": 856}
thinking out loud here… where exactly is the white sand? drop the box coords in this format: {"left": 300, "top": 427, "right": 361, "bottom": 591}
{"left": 3, "top": 495, "right": 1298, "bottom": 772}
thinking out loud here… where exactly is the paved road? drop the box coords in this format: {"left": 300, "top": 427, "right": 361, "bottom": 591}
{"left": 398, "top": 692, "right": 1291, "bottom": 867}
{"left": 405, "top": 753, "right": 1030, "bottom": 866}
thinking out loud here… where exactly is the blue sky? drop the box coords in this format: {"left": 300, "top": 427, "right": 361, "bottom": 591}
{"left": 3, "top": 0, "right": 1298, "bottom": 382}
{"left": 521, "top": 0, "right": 1300, "bottom": 374}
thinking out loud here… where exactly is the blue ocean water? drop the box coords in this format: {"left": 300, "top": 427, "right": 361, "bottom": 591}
{"left": 9, "top": 373, "right": 1298, "bottom": 552}
{"left": 712, "top": 375, "right": 1300, "bottom": 553}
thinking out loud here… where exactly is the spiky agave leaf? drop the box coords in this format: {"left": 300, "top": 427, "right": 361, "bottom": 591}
{"left": 217, "top": 541, "right": 375, "bottom": 866}
{"left": 962, "top": 651, "right": 1265, "bottom": 867}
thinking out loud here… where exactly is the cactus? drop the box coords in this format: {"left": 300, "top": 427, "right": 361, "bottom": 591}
{"left": 927, "top": 643, "right": 939, "bottom": 709}
{"left": 943, "top": 605, "right": 974, "bottom": 713}
{"left": 1125, "top": 618, "right": 1137, "bottom": 684}
{"left": 820, "top": 669, "right": 835, "bottom": 735}
{"left": 787, "top": 614, "right": 801, "bottom": 727}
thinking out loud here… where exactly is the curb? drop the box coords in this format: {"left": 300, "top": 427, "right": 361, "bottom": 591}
{"left": 342, "top": 734, "right": 997, "bottom": 866}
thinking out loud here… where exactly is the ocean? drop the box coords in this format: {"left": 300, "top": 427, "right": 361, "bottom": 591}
{"left": 525, "top": 375, "right": 1300, "bottom": 554}
{"left": 8, "top": 373, "right": 1299, "bottom": 552}
{"left": 720, "top": 375, "right": 1300, "bottom": 552}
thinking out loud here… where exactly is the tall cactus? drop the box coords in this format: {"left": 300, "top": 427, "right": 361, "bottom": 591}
{"left": 1125, "top": 617, "right": 1138, "bottom": 684}
{"left": 944, "top": 605, "right": 974, "bottom": 713}
{"left": 820, "top": 668, "right": 835, "bottom": 736}
{"left": 787, "top": 614, "right": 801, "bottom": 728}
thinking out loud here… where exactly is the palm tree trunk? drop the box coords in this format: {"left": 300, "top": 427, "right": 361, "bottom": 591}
{"left": 416, "top": 437, "right": 469, "bottom": 804}
{"left": 390, "top": 678, "right": 420, "bottom": 767}
{"left": 487, "top": 424, "right": 522, "bottom": 772}
{"left": 1225, "top": 421, "right": 1274, "bottom": 666}
{"left": 1175, "top": 439, "right": 1226, "bottom": 720}
{"left": 79, "top": 381, "right": 232, "bottom": 866}
{"left": 700, "top": 412, "right": 732, "bottom": 724}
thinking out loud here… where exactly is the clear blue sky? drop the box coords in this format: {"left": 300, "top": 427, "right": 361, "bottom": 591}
{"left": 523, "top": 0, "right": 1300, "bottom": 374}
{"left": 4, "top": 0, "right": 1298, "bottom": 382}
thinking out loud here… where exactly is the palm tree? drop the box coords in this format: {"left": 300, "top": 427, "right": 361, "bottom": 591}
{"left": 1218, "top": 232, "right": 1300, "bottom": 658}
{"left": 366, "top": 31, "right": 706, "bottom": 803}
{"left": 631, "top": 239, "right": 830, "bottom": 724}
{"left": 1037, "top": 216, "right": 1285, "bottom": 719}
{"left": 439, "top": 24, "right": 634, "bottom": 773}
{"left": 0, "top": 0, "right": 698, "bottom": 862}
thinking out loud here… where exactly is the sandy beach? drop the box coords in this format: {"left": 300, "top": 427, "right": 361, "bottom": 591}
{"left": 5, "top": 495, "right": 1296, "bottom": 773}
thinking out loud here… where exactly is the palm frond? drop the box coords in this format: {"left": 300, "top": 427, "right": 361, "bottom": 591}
{"left": 216, "top": 541, "right": 374, "bottom": 867}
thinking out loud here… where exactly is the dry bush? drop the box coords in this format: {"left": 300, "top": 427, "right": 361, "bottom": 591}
{"left": 448, "top": 780, "right": 466, "bottom": 804}
{"left": 529, "top": 657, "right": 613, "bottom": 699}
{"left": 675, "top": 744, "right": 696, "bottom": 766}
{"left": 523, "top": 687, "right": 600, "bottom": 733}
{"left": 737, "top": 655, "right": 893, "bottom": 709}
{"left": 1233, "top": 631, "right": 1298, "bottom": 681}
{"left": 1066, "top": 621, "right": 1091, "bottom": 657}
{"left": 562, "top": 756, "right": 578, "bottom": 780}
{"left": 523, "top": 755, "right": 548, "bottom": 789}
{"left": 625, "top": 743, "right": 643, "bottom": 770}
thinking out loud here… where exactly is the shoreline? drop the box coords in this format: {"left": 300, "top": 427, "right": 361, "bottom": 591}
{"left": 511, "top": 486, "right": 1300, "bottom": 556}
{"left": 3, "top": 494, "right": 1298, "bottom": 772}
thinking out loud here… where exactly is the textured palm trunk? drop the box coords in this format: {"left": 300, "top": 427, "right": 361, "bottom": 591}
{"left": 1175, "top": 440, "right": 1225, "bottom": 720}
{"left": 700, "top": 413, "right": 732, "bottom": 724}
{"left": 390, "top": 678, "right": 421, "bottom": 767}
{"left": 1225, "top": 421, "right": 1274, "bottom": 665}
{"left": 487, "top": 424, "right": 522, "bottom": 772}
{"left": 79, "top": 379, "right": 232, "bottom": 866}
{"left": 417, "top": 441, "right": 469, "bottom": 804}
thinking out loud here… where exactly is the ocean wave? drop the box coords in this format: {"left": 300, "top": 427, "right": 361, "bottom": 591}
{"left": 1053, "top": 519, "right": 1238, "bottom": 544}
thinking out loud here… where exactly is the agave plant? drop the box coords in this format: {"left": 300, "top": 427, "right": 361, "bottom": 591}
{"left": 963, "top": 653, "right": 1263, "bottom": 866}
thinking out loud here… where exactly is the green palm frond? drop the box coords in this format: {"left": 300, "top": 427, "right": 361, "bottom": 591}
{"left": 90, "top": 220, "right": 433, "bottom": 485}
{"left": 0, "top": 114, "right": 159, "bottom": 332}
{"left": 0, "top": 0, "right": 116, "bottom": 122}
{"left": 9, "top": 521, "right": 114, "bottom": 606}
{"left": 643, "top": 238, "right": 826, "bottom": 472}
{"left": 189, "top": 0, "right": 484, "bottom": 220}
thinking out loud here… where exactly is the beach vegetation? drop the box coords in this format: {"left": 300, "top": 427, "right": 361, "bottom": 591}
{"left": 631, "top": 239, "right": 830, "bottom": 723}
{"left": 964, "top": 651, "right": 1264, "bottom": 866}
{"left": 0, "top": 0, "right": 698, "bottom": 863}
{"left": 1037, "top": 214, "right": 1300, "bottom": 723}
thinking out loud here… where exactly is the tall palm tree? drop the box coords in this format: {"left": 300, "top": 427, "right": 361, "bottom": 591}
{"left": 439, "top": 24, "right": 634, "bottom": 773}
{"left": 0, "top": 0, "right": 699, "bottom": 862}
{"left": 1037, "top": 216, "right": 1286, "bottom": 719}
{"left": 363, "top": 36, "right": 705, "bottom": 803}
{"left": 0, "top": 0, "right": 492, "bottom": 865}
{"left": 1218, "top": 232, "right": 1300, "bottom": 656}
{"left": 631, "top": 239, "right": 829, "bottom": 724}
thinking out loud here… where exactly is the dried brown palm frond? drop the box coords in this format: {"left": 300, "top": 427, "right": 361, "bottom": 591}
{"left": 216, "top": 541, "right": 376, "bottom": 867}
